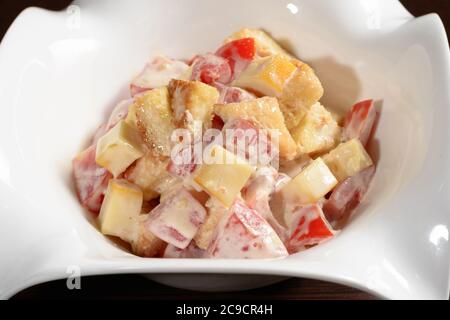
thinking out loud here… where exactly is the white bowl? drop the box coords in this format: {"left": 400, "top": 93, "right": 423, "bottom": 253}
{"left": 0, "top": 0, "right": 449, "bottom": 300}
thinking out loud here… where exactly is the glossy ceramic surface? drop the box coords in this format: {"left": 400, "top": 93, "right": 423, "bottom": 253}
{"left": 0, "top": 0, "right": 449, "bottom": 299}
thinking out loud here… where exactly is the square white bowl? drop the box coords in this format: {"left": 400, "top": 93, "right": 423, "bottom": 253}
{"left": 0, "top": 0, "right": 449, "bottom": 299}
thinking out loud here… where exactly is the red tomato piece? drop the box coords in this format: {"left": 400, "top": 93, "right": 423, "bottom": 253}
{"left": 242, "top": 167, "right": 288, "bottom": 240}
{"left": 323, "top": 165, "right": 375, "bottom": 223}
{"left": 167, "top": 148, "right": 197, "bottom": 179}
{"left": 167, "top": 161, "right": 197, "bottom": 179}
{"left": 207, "top": 200, "right": 288, "bottom": 259}
{"left": 343, "top": 99, "right": 377, "bottom": 146}
{"left": 216, "top": 38, "right": 255, "bottom": 79}
{"left": 211, "top": 115, "right": 225, "bottom": 131}
{"left": 190, "top": 54, "right": 232, "bottom": 85}
{"left": 287, "top": 204, "right": 336, "bottom": 253}
{"left": 222, "top": 119, "right": 279, "bottom": 167}
{"left": 167, "top": 138, "right": 203, "bottom": 178}
{"left": 215, "top": 83, "right": 256, "bottom": 104}
{"left": 145, "top": 188, "right": 206, "bottom": 249}
{"left": 72, "top": 145, "right": 112, "bottom": 214}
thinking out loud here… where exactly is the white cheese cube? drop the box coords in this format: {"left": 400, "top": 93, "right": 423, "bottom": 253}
{"left": 282, "top": 158, "right": 338, "bottom": 205}
{"left": 98, "top": 179, "right": 143, "bottom": 244}
{"left": 96, "top": 120, "right": 144, "bottom": 177}
{"left": 194, "top": 145, "right": 254, "bottom": 207}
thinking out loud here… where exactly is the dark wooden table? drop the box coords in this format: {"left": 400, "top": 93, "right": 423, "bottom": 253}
{"left": 1, "top": 0, "right": 448, "bottom": 300}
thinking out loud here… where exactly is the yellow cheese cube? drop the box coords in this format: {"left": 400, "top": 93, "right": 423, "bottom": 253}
{"left": 224, "top": 28, "right": 291, "bottom": 57}
{"left": 214, "top": 97, "right": 298, "bottom": 160}
{"left": 194, "top": 145, "right": 254, "bottom": 207}
{"left": 98, "top": 179, "right": 144, "bottom": 244}
{"left": 281, "top": 61, "right": 324, "bottom": 130}
{"left": 323, "top": 139, "right": 373, "bottom": 182}
{"left": 290, "top": 103, "right": 341, "bottom": 155}
{"left": 282, "top": 158, "right": 337, "bottom": 205}
{"left": 168, "top": 79, "right": 219, "bottom": 130}
{"left": 126, "top": 87, "right": 175, "bottom": 157}
{"left": 232, "top": 54, "right": 297, "bottom": 97}
{"left": 96, "top": 120, "right": 144, "bottom": 177}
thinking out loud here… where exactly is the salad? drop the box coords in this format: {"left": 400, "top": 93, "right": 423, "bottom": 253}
{"left": 73, "top": 28, "right": 378, "bottom": 259}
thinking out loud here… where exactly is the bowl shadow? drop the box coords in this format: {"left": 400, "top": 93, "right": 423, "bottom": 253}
{"left": 308, "top": 56, "right": 362, "bottom": 116}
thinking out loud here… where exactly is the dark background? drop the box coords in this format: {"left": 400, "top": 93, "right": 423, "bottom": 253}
{"left": 1, "top": 0, "right": 448, "bottom": 300}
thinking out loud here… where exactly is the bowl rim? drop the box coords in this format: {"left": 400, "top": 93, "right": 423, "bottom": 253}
{"left": 0, "top": 0, "right": 449, "bottom": 300}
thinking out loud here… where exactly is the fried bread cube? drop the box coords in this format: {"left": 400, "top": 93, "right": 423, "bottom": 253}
{"left": 168, "top": 79, "right": 219, "bottom": 130}
{"left": 131, "top": 215, "right": 167, "bottom": 257}
{"left": 280, "top": 61, "right": 324, "bottom": 130}
{"left": 214, "top": 97, "right": 298, "bottom": 160}
{"left": 194, "top": 198, "right": 228, "bottom": 250}
{"left": 290, "top": 103, "right": 341, "bottom": 155}
{"left": 126, "top": 87, "right": 175, "bottom": 157}
{"left": 323, "top": 139, "right": 373, "bottom": 182}
{"left": 124, "top": 151, "right": 177, "bottom": 201}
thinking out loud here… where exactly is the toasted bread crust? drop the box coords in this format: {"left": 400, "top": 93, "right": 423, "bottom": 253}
{"left": 214, "top": 97, "right": 298, "bottom": 160}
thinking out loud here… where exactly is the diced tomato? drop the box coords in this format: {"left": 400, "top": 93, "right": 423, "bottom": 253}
{"left": 72, "top": 145, "right": 112, "bottom": 214}
{"left": 216, "top": 38, "right": 255, "bottom": 79}
{"left": 287, "top": 204, "right": 336, "bottom": 253}
{"left": 167, "top": 158, "right": 197, "bottom": 179}
{"left": 233, "top": 201, "right": 273, "bottom": 237}
{"left": 243, "top": 167, "right": 277, "bottom": 209}
{"left": 190, "top": 54, "right": 232, "bottom": 85}
{"left": 343, "top": 99, "right": 377, "bottom": 146}
{"left": 74, "top": 99, "right": 133, "bottom": 213}
{"left": 242, "top": 167, "right": 287, "bottom": 240}
{"left": 323, "top": 165, "right": 375, "bottom": 223}
{"left": 167, "top": 140, "right": 200, "bottom": 179}
{"left": 167, "top": 162, "right": 197, "bottom": 179}
{"left": 215, "top": 83, "right": 256, "bottom": 104}
{"left": 222, "top": 119, "right": 279, "bottom": 167}
{"left": 207, "top": 200, "right": 288, "bottom": 259}
{"left": 145, "top": 188, "right": 206, "bottom": 249}
{"left": 217, "top": 38, "right": 255, "bottom": 60}
{"left": 211, "top": 115, "right": 225, "bottom": 131}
